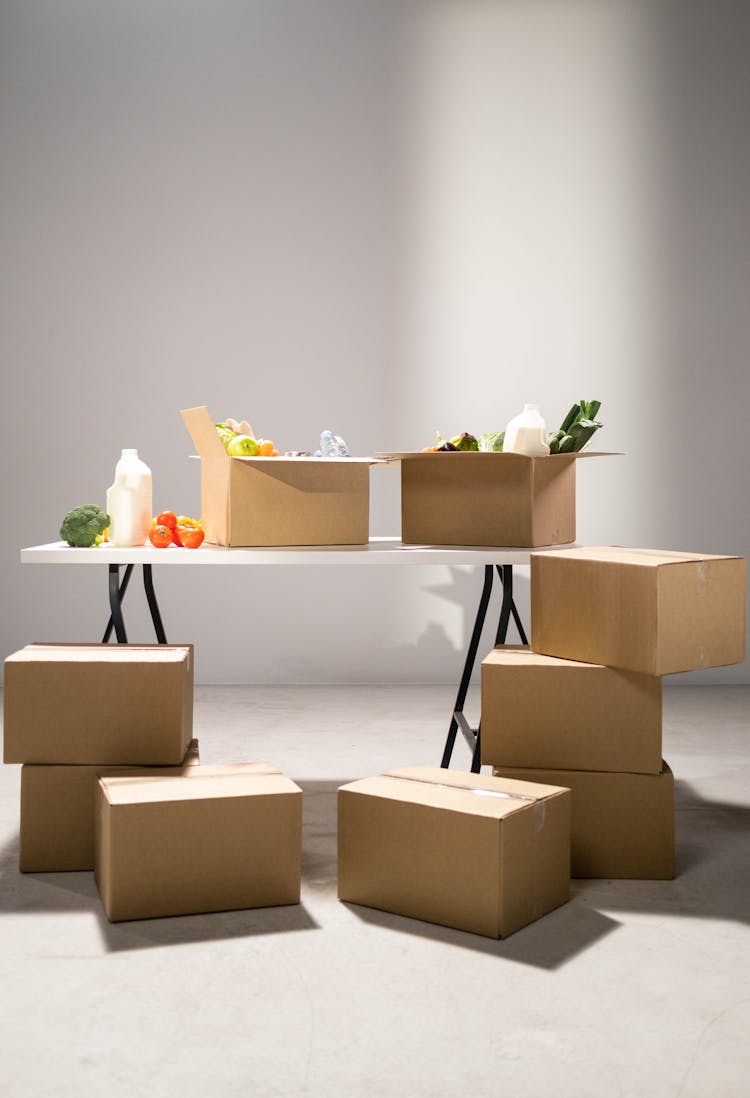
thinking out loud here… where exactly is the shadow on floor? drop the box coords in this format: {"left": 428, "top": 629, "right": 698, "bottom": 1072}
{"left": 1, "top": 775, "right": 747, "bottom": 961}
{"left": 302, "top": 779, "right": 621, "bottom": 970}
{"left": 0, "top": 832, "right": 319, "bottom": 952}
{"left": 573, "top": 778, "right": 750, "bottom": 922}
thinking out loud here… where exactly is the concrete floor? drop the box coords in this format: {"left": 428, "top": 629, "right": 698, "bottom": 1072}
{"left": 1, "top": 683, "right": 749, "bottom": 1097}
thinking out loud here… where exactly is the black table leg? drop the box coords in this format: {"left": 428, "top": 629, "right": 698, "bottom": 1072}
{"left": 105, "top": 563, "right": 131, "bottom": 643}
{"left": 441, "top": 562, "right": 528, "bottom": 772}
{"left": 143, "top": 564, "right": 167, "bottom": 644}
{"left": 495, "top": 564, "right": 528, "bottom": 646}
{"left": 103, "top": 564, "right": 168, "bottom": 644}
{"left": 441, "top": 566, "right": 494, "bottom": 769}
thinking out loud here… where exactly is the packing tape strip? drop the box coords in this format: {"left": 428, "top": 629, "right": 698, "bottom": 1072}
{"left": 381, "top": 772, "right": 537, "bottom": 803}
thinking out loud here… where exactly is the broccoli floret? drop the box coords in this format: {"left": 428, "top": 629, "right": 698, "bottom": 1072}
{"left": 59, "top": 504, "right": 110, "bottom": 548}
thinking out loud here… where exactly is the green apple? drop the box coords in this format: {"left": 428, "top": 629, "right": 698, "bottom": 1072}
{"left": 227, "top": 434, "right": 259, "bottom": 457}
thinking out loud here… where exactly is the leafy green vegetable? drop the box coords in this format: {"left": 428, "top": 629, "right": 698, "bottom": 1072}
{"left": 550, "top": 401, "right": 603, "bottom": 452}
{"left": 478, "top": 431, "right": 504, "bottom": 452}
{"left": 59, "top": 504, "right": 110, "bottom": 548}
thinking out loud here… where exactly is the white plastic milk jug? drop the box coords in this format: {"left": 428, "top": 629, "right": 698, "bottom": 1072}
{"left": 106, "top": 449, "right": 153, "bottom": 547}
{"left": 503, "top": 404, "right": 551, "bottom": 457}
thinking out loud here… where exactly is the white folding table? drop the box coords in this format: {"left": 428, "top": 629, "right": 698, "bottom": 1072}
{"left": 21, "top": 538, "right": 572, "bottom": 770}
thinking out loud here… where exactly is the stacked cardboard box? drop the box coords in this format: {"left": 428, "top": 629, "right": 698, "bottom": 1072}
{"left": 4, "top": 644, "right": 302, "bottom": 920}
{"left": 482, "top": 547, "right": 746, "bottom": 879}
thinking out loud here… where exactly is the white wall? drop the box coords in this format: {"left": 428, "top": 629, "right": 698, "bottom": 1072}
{"left": 1, "top": 0, "right": 748, "bottom": 685}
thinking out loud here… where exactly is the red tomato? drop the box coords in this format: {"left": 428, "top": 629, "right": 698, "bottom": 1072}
{"left": 177, "top": 526, "right": 205, "bottom": 549}
{"left": 156, "top": 511, "right": 178, "bottom": 530}
{"left": 149, "top": 524, "right": 174, "bottom": 549}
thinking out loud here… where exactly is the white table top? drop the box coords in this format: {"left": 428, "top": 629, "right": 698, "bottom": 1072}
{"left": 21, "top": 537, "right": 578, "bottom": 567}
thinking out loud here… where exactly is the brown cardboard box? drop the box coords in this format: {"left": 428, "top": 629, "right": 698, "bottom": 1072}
{"left": 19, "top": 740, "right": 200, "bottom": 873}
{"left": 531, "top": 546, "right": 746, "bottom": 675}
{"left": 338, "top": 765, "right": 571, "bottom": 939}
{"left": 493, "top": 761, "right": 675, "bottom": 879}
{"left": 389, "top": 451, "right": 611, "bottom": 547}
{"left": 481, "top": 646, "right": 662, "bottom": 773}
{"left": 96, "top": 763, "right": 302, "bottom": 921}
{"left": 3, "top": 644, "right": 194, "bottom": 765}
{"left": 181, "top": 405, "right": 375, "bottom": 546}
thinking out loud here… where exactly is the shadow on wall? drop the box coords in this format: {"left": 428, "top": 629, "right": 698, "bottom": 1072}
{"left": 386, "top": 565, "right": 530, "bottom": 684}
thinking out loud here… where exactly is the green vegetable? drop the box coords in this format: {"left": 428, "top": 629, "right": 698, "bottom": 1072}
{"left": 59, "top": 504, "right": 110, "bottom": 548}
{"left": 478, "top": 431, "right": 504, "bottom": 452}
{"left": 215, "top": 422, "right": 237, "bottom": 449}
{"left": 552, "top": 400, "right": 603, "bottom": 452}
{"left": 450, "top": 432, "right": 479, "bottom": 452}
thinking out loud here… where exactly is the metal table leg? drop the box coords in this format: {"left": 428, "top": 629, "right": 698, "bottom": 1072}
{"left": 441, "top": 563, "right": 527, "bottom": 772}
{"left": 104, "top": 563, "right": 132, "bottom": 643}
{"left": 143, "top": 563, "right": 167, "bottom": 644}
{"left": 103, "top": 563, "right": 168, "bottom": 644}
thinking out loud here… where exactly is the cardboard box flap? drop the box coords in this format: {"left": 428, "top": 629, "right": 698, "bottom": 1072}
{"left": 100, "top": 763, "right": 299, "bottom": 805}
{"left": 340, "top": 764, "right": 568, "bottom": 819}
{"left": 16, "top": 644, "right": 192, "bottom": 665}
{"left": 376, "top": 451, "right": 618, "bottom": 462}
{"left": 532, "top": 545, "right": 743, "bottom": 567}
{"left": 181, "top": 405, "right": 228, "bottom": 462}
{"left": 183, "top": 405, "right": 383, "bottom": 465}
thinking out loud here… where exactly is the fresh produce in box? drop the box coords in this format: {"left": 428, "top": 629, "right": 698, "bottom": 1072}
{"left": 214, "top": 417, "right": 279, "bottom": 456}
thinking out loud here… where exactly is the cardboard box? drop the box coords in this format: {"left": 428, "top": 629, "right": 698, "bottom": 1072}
{"left": 388, "top": 451, "right": 610, "bottom": 547}
{"left": 481, "top": 646, "right": 662, "bottom": 773}
{"left": 181, "top": 405, "right": 375, "bottom": 546}
{"left": 338, "top": 765, "right": 571, "bottom": 939}
{"left": 96, "top": 763, "right": 302, "bottom": 921}
{"left": 3, "top": 644, "right": 194, "bottom": 765}
{"left": 530, "top": 546, "right": 746, "bottom": 675}
{"left": 493, "top": 761, "right": 675, "bottom": 879}
{"left": 19, "top": 740, "right": 200, "bottom": 873}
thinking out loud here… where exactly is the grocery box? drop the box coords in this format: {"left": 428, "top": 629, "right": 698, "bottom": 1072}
{"left": 481, "top": 646, "right": 662, "bottom": 773}
{"left": 531, "top": 546, "right": 746, "bottom": 675}
{"left": 338, "top": 765, "right": 571, "bottom": 939}
{"left": 181, "top": 405, "right": 375, "bottom": 546}
{"left": 96, "top": 763, "right": 302, "bottom": 921}
{"left": 492, "top": 761, "right": 675, "bottom": 879}
{"left": 3, "top": 644, "right": 194, "bottom": 765}
{"left": 385, "top": 451, "right": 611, "bottom": 547}
{"left": 19, "top": 740, "right": 200, "bottom": 873}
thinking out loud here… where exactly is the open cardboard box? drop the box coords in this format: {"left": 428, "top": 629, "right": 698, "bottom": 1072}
{"left": 378, "top": 450, "right": 615, "bottom": 547}
{"left": 182, "top": 406, "right": 381, "bottom": 547}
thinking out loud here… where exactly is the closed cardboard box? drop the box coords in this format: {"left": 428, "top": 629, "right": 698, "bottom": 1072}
{"left": 481, "top": 646, "right": 662, "bottom": 773}
{"left": 19, "top": 740, "right": 200, "bottom": 873}
{"left": 396, "top": 451, "right": 578, "bottom": 547}
{"left": 3, "top": 644, "right": 194, "bottom": 765}
{"left": 96, "top": 763, "right": 302, "bottom": 921}
{"left": 493, "top": 761, "right": 675, "bottom": 879}
{"left": 338, "top": 765, "right": 571, "bottom": 939}
{"left": 181, "top": 405, "right": 374, "bottom": 546}
{"left": 531, "top": 546, "right": 746, "bottom": 675}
